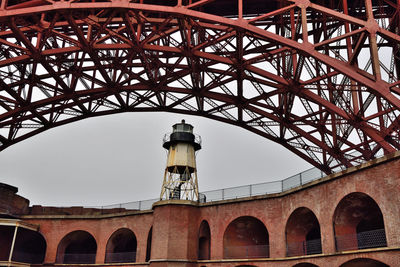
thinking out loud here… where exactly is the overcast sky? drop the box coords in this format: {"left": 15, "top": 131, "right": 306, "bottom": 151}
{"left": 0, "top": 112, "right": 311, "bottom": 207}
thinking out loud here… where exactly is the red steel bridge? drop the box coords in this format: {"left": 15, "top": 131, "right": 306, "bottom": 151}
{"left": 0, "top": 0, "right": 399, "bottom": 173}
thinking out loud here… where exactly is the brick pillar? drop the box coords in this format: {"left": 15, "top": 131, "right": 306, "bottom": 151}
{"left": 150, "top": 200, "right": 199, "bottom": 267}
{"left": 136, "top": 231, "right": 147, "bottom": 263}
{"left": 268, "top": 221, "right": 286, "bottom": 258}
{"left": 320, "top": 220, "right": 336, "bottom": 254}
{"left": 96, "top": 238, "right": 106, "bottom": 264}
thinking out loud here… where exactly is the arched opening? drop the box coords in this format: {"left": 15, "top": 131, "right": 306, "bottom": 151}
{"left": 0, "top": 225, "right": 14, "bottom": 261}
{"left": 145, "top": 227, "right": 152, "bottom": 262}
{"left": 223, "top": 216, "right": 269, "bottom": 259}
{"left": 333, "top": 193, "right": 387, "bottom": 251}
{"left": 12, "top": 228, "right": 46, "bottom": 264}
{"left": 56, "top": 230, "right": 97, "bottom": 264}
{"left": 339, "top": 258, "right": 389, "bottom": 267}
{"left": 292, "top": 263, "right": 319, "bottom": 267}
{"left": 198, "top": 220, "right": 211, "bottom": 260}
{"left": 105, "top": 228, "right": 137, "bottom": 263}
{"left": 286, "top": 207, "right": 322, "bottom": 256}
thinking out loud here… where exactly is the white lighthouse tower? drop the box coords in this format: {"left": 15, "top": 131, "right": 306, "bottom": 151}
{"left": 160, "top": 120, "right": 201, "bottom": 201}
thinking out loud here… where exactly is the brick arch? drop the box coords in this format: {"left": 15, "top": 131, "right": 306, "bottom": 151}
{"left": 54, "top": 227, "right": 98, "bottom": 246}
{"left": 223, "top": 216, "right": 269, "bottom": 259}
{"left": 56, "top": 230, "right": 97, "bottom": 264}
{"left": 105, "top": 228, "right": 137, "bottom": 263}
{"left": 333, "top": 192, "right": 387, "bottom": 252}
{"left": 198, "top": 220, "right": 211, "bottom": 260}
{"left": 13, "top": 228, "right": 47, "bottom": 264}
{"left": 0, "top": 225, "right": 14, "bottom": 261}
{"left": 204, "top": 207, "right": 270, "bottom": 250}
{"left": 198, "top": 214, "right": 220, "bottom": 259}
{"left": 292, "top": 263, "right": 319, "bottom": 267}
{"left": 339, "top": 258, "right": 389, "bottom": 267}
{"left": 285, "top": 207, "right": 322, "bottom": 256}
{"left": 0, "top": 226, "right": 48, "bottom": 263}
{"left": 145, "top": 226, "right": 152, "bottom": 262}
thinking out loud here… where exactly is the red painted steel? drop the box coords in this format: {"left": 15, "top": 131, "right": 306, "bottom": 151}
{"left": 0, "top": 0, "right": 399, "bottom": 173}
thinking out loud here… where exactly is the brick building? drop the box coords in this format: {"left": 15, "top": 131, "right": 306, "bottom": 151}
{"left": 0, "top": 151, "right": 399, "bottom": 267}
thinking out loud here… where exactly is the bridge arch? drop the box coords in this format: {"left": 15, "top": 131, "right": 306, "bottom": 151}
{"left": 0, "top": 0, "right": 399, "bottom": 173}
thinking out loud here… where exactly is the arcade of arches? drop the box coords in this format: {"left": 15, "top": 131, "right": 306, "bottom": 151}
{"left": 0, "top": 153, "right": 399, "bottom": 266}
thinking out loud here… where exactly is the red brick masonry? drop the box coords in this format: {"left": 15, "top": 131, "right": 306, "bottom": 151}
{"left": 3, "top": 152, "right": 400, "bottom": 267}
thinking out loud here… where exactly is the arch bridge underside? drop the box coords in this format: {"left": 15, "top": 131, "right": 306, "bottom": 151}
{"left": 0, "top": 0, "right": 400, "bottom": 173}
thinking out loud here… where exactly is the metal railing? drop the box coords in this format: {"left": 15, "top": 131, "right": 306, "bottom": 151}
{"left": 224, "top": 245, "right": 269, "bottom": 259}
{"left": 162, "top": 132, "right": 202, "bottom": 147}
{"left": 85, "top": 167, "right": 325, "bottom": 212}
{"left": 286, "top": 238, "right": 322, "bottom": 257}
{"left": 335, "top": 229, "right": 387, "bottom": 251}
{"left": 199, "top": 167, "right": 324, "bottom": 202}
{"left": 97, "top": 198, "right": 157, "bottom": 212}
{"left": 56, "top": 253, "right": 96, "bottom": 264}
{"left": 105, "top": 251, "right": 136, "bottom": 263}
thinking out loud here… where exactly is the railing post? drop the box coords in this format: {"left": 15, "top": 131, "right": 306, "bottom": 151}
{"left": 9, "top": 225, "right": 18, "bottom": 262}
{"left": 299, "top": 172, "right": 303, "bottom": 185}
{"left": 222, "top": 189, "right": 225, "bottom": 200}
{"left": 249, "top": 185, "right": 252, "bottom": 196}
{"left": 281, "top": 180, "right": 284, "bottom": 192}
{"left": 139, "top": 201, "right": 142, "bottom": 210}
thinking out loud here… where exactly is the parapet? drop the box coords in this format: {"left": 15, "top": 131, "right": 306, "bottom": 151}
{"left": 0, "top": 182, "right": 29, "bottom": 217}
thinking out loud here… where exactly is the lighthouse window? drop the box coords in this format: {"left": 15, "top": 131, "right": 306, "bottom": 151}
{"left": 183, "top": 124, "right": 192, "bottom": 132}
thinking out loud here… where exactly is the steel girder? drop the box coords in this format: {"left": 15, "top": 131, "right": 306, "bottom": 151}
{"left": 0, "top": 0, "right": 399, "bottom": 173}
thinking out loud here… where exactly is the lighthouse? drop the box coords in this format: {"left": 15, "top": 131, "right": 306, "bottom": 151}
{"left": 160, "top": 120, "right": 201, "bottom": 201}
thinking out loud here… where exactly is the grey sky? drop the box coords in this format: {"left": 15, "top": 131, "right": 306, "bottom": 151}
{"left": 0, "top": 112, "right": 311, "bottom": 207}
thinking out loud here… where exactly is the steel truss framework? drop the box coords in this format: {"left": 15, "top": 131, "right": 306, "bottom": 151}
{"left": 0, "top": 0, "right": 399, "bottom": 173}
